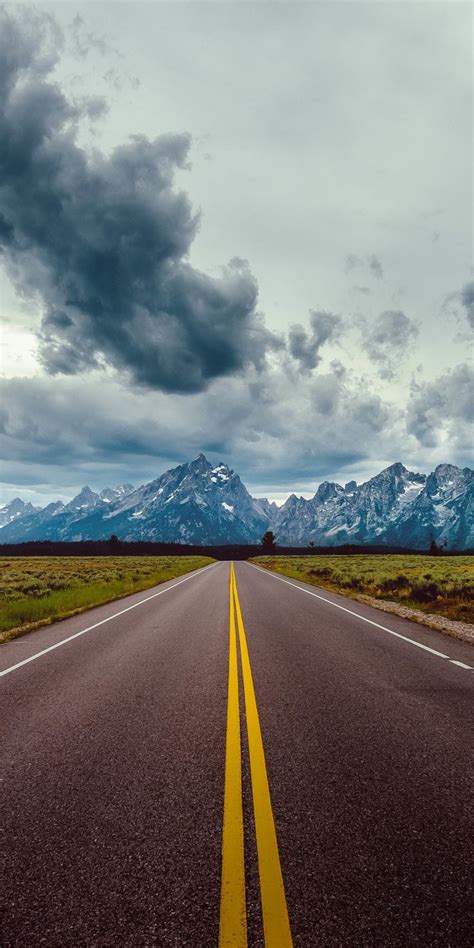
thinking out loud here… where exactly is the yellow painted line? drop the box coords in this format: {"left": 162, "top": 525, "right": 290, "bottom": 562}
{"left": 232, "top": 563, "right": 293, "bottom": 948}
{"left": 219, "top": 566, "right": 247, "bottom": 947}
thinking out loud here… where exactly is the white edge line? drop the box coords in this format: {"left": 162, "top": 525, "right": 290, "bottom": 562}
{"left": 245, "top": 562, "right": 456, "bottom": 661}
{"left": 0, "top": 562, "right": 218, "bottom": 679}
{"left": 450, "top": 660, "right": 472, "bottom": 670}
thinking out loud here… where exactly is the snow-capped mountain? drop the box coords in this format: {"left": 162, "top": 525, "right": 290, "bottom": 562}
{"left": 0, "top": 497, "right": 39, "bottom": 529}
{"left": 0, "top": 456, "right": 268, "bottom": 545}
{"left": 276, "top": 462, "right": 473, "bottom": 549}
{"left": 80, "top": 455, "right": 269, "bottom": 545}
{"left": 382, "top": 464, "right": 474, "bottom": 550}
{"left": 273, "top": 462, "right": 429, "bottom": 546}
{"left": 0, "top": 457, "right": 472, "bottom": 549}
{"left": 0, "top": 484, "right": 135, "bottom": 543}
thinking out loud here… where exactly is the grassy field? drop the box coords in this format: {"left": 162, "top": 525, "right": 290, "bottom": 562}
{"left": 252, "top": 555, "right": 474, "bottom": 624}
{"left": 0, "top": 556, "right": 214, "bottom": 643}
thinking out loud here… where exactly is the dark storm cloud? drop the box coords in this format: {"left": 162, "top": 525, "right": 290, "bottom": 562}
{"left": 461, "top": 281, "right": 474, "bottom": 329}
{"left": 288, "top": 310, "right": 343, "bottom": 372}
{"left": 361, "top": 310, "right": 418, "bottom": 379}
{"left": 406, "top": 364, "right": 473, "bottom": 448}
{"left": 0, "top": 7, "right": 279, "bottom": 394}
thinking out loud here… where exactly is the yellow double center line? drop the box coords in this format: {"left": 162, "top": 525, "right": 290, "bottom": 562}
{"left": 219, "top": 563, "right": 293, "bottom": 947}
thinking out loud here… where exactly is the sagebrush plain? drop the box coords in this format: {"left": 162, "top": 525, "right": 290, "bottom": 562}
{"left": 0, "top": 556, "right": 214, "bottom": 642}
{"left": 253, "top": 555, "right": 474, "bottom": 624}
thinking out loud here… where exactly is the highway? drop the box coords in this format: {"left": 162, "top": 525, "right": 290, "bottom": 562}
{"left": 1, "top": 560, "right": 473, "bottom": 947}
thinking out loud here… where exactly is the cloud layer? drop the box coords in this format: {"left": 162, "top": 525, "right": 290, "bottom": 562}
{"left": 0, "top": 5, "right": 471, "bottom": 504}
{"left": 0, "top": 364, "right": 399, "bottom": 495}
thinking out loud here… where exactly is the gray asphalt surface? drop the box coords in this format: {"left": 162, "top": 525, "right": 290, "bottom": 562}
{"left": 1, "top": 560, "right": 473, "bottom": 946}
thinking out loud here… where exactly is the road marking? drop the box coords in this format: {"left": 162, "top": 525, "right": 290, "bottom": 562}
{"left": 450, "top": 660, "right": 472, "bottom": 670}
{"left": 0, "top": 562, "right": 218, "bottom": 679}
{"left": 232, "top": 564, "right": 293, "bottom": 947}
{"left": 219, "top": 567, "right": 247, "bottom": 947}
{"left": 246, "top": 563, "right": 470, "bottom": 666}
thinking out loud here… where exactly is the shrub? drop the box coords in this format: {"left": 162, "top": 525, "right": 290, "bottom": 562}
{"left": 410, "top": 582, "right": 440, "bottom": 603}
{"left": 380, "top": 575, "right": 410, "bottom": 593}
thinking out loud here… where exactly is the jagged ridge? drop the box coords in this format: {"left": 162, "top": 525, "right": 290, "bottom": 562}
{"left": 0, "top": 457, "right": 472, "bottom": 549}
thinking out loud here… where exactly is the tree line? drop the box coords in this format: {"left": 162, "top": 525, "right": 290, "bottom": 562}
{"left": 1, "top": 533, "right": 468, "bottom": 558}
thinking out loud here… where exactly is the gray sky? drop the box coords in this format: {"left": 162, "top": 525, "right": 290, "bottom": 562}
{"left": 0, "top": 1, "right": 472, "bottom": 505}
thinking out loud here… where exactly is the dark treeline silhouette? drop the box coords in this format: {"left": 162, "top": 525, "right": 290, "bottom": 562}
{"left": 0, "top": 539, "right": 471, "bottom": 559}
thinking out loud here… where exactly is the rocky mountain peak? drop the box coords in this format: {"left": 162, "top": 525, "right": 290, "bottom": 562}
{"left": 425, "top": 464, "right": 472, "bottom": 497}
{"left": 432, "top": 463, "right": 463, "bottom": 482}
{"left": 282, "top": 493, "right": 299, "bottom": 509}
{"left": 385, "top": 462, "right": 408, "bottom": 477}
{"left": 2, "top": 497, "right": 27, "bottom": 512}
{"left": 189, "top": 453, "right": 212, "bottom": 472}
{"left": 0, "top": 497, "right": 39, "bottom": 529}
{"left": 65, "top": 486, "right": 101, "bottom": 511}
{"left": 100, "top": 485, "right": 135, "bottom": 503}
{"left": 315, "top": 481, "right": 342, "bottom": 503}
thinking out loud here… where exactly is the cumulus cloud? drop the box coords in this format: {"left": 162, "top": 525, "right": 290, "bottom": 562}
{"left": 288, "top": 310, "right": 343, "bottom": 372}
{"left": 0, "top": 7, "right": 279, "bottom": 394}
{"left": 406, "top": 363, "right": 473, "bottom": 449}
{"left": 361, "top": 310, "right": 418, "bottom": 379}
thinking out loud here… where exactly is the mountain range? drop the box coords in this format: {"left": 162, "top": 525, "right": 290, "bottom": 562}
{"left": 0, "top": 455, "right": 472, "bottom": 549}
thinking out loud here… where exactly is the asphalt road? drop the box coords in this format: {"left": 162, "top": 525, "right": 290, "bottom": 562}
{"left": 1, "top": 560, "right": 473, "bottom": 947}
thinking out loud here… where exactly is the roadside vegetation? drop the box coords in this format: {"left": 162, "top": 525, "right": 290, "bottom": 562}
{"left": 0, "top": 556, "right": 214, "bottom": 643}
{"left": 252, "top": 554, "right": 474, "bottom": 625}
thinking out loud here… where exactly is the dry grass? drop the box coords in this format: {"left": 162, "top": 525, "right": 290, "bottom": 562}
{"left": 0, "top": 555, "right": 214, "bottom": 643}
{"left": 252, "top": 554, "right": 474, "bottom": 625}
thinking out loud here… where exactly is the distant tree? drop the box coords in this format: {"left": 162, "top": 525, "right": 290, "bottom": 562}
{"left": 261, "top": 530, "right": 277, "bottom": 554}
{"left": 109, "top": 534, "right": 121, "bottom": 554}
{"left": 308, "top": 540, "right": 316, "bottom": 550}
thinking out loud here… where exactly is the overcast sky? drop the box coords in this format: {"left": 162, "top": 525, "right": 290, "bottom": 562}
{"left": 0, "top": 1, "right": 472, "bottom": 505}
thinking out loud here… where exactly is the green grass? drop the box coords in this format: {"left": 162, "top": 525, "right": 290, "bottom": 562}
{"left": 252, "top": 554, "right": 474, "bottom": 624}
{"left": 0, "top": 555, "right": 214, "bottom": 642}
